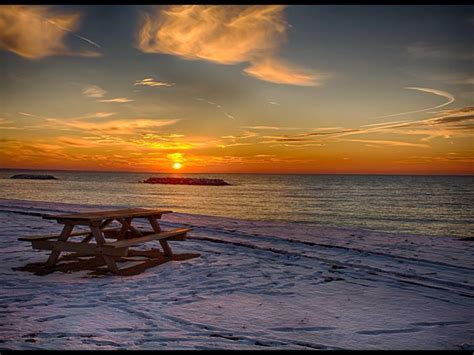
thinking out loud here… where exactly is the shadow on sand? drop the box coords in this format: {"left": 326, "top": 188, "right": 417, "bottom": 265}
{"left": 13, "top": 249, "right": 200, "bottom": 277}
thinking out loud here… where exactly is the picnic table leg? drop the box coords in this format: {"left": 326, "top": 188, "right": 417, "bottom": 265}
{"left": 117, "top": 217, "right": 143, "bottom": 238}
{"left": 118, "top": 217, "right": 131, "bottom": 238}
{"left": 45, "top": 224, "right": 74, "bottom": 267}
{"left": 148, "top": 215, "right": 173, "bottom": 257}
{"left": 82, "top": 218, "right": 115, "bottom": 244}
{"left": 90, "top": 224, "right": 120, "bottom": 274}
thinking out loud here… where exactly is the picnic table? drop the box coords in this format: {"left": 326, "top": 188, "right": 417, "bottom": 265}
{"left": 18, "top": 208, "right": 192, "bottom": 274}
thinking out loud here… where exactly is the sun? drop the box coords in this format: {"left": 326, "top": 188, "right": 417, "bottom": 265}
{"left": 172, "top": 162, "right": 182, "bottom": 170}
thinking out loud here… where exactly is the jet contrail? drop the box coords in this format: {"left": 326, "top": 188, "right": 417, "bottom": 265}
{"left": 196, "top": 98, "right": 235, "bottom": 119}
{"left": 47, "top": 19, "right": 101, "bottom": 48}
{"left": 372, "top": 87, "right": 455, "bottom": 119}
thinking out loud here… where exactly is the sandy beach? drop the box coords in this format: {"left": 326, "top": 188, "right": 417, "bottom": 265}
{"left": 0, "top": 198, "right": 472, "bottom": 350}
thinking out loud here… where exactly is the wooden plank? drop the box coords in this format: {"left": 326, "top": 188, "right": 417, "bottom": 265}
{"left": 81, "top": 234, "right": 94, "bottom": 244}
{"left": 104, "top": 228, "right": 191, "bottom": 249}
{"left": 148, "top": 216, "right": 162, "bottom": 233}
{"left": 100, "top": 218, "right": 114, "bottom": 229}
{"left": 148, "top": 215, "right": 171, "bottom": 256}
{"left": 148, "top": 215, "right": 173, "bottom": 256}
{"left": 31, "top": 240, "right": 127, "bottom": 257}
{"left": 118, "top": 217, "right": 132, "bottom": 238}
{"left": 43, "top": 208, "right": 173, "bottom": 222}
{"left": 83, "top": 227, "right": 121, "bottom": 243}
{"left": 19, "top": 230, "right": 90, "bottom": 241}
{"left": 91, "top": 225, "right": 120, "bottom": 274}
{"left": 117, "top": 218, "right": 143, "bottom": 237}
{"left": 18, "top": 227, "right": 122, "bottom": 242}
{"left": 103, "top": 255, "right": 120, "bottom": 274}
{"left": 45, "top": 224, "right": 74, "bottom": 267}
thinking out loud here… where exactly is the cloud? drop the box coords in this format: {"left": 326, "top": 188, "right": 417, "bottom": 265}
{"left": 167, "top": 152, "right": 185, "bottom": 162}
{"left": 407, "top": 42, "right": 474, "bottom": 61}
{"left": 46, "top": 118, "right": 180, "bottom": 135}
{"left": 355, "top": 107, "right": 474, "bottom": 142}
{"left": 448, "top": 77, "right": 474, "bottom": 85}
{"left": 136, "top": 5, "right": 325, "bottom": 86}
{"left": 90, "top": 112, "right": 116, "bottom": 118}
{"left": 426, "top": 106, "right": 474, "bottom": 126}
{"left": 134, "top": 78, "right": 175, "bottom": 87}
{"left": 0, "top": 5, "right": 101, "bottom": 59}
{"left": 137, "top": 5, "right": 287, "bottom": 64}
{"left": 240, "top": 125, "right": 300, "bottom": 130}
{"left": 98, "top": 98, "right": 134, "bottom": 103}
{"left": 344, "top": 139, "right": 429, "bottom": 148}
{"left": 244, "top": 57, "right": 329, "bottom": 86}
{"left": 374, "top": 87, "right": 455, "bottom": 119}
{"left": 17, "top": 112, "right": 36, "bottom": 117}
{"left": 82, "top": 85, "right": 133, "bottom": 103}
{"left": 129, "top": 135, "right": 192, "bottom": 150}
{"left": 82, "top": 85, "right": 106, "bottom": 98}
{"left": 196, "top": 98, "right": 235, "bottom": 119}
{"left": 256, "top": 106, "right": 473, "bottom": 148}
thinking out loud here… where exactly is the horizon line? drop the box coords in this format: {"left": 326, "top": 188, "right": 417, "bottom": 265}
{"left": 1, "top": 167, "right": 473, "bottom": 177}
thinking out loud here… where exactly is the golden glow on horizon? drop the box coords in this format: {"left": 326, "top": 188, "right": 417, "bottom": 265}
{"left": 1, "top": 106, "right": 473, "bottom": 174}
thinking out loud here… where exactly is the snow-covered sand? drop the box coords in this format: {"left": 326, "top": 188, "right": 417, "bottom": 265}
{"left": 1, "top": 198, "right": 473, "bottom": 350}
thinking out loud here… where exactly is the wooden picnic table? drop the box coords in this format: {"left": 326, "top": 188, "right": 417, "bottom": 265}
{"left": 18, "top": 208, "right": 192, "bottom": 274}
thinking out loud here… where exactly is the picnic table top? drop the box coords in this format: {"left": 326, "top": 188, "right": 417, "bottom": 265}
{"left": 43, "top": 208, "right": 173, "bottom": 222}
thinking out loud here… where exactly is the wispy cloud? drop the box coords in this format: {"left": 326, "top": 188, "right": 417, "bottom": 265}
{"left": 244, "top": 57, "right": 329, "bottom": 86}
{"left": 136, "top": 5, "right": 327, "bottom": 86}
{"left": 344, "top": 139, "right": 429, "bottom": 148}
{"left": 134, "top": 78, "right": 175, "bottom": 87}
{"left": 82, "top": 85, "right": 133, "bottom": 103}
{"left": 311, "top": 126, "right": 345, "bottom": 132}
{"left": 240, "top": 126, "right": 300, "bottom": 130}
{"left": 18, "top": 112, "right": 37, "bottom": 117}
{"left": 82, "top": 85, "right": 106, "bottom": 98}
{"left": 98, "top": 98, "right": 134, "bottom": 103}
{"left": 196, "top": 98, "right": 235, "bottom": 119}
{"left": 407, "top": 42, "right": 474, "bottom": 61}
{"left": 0, "top": 5, "right": 101, "bottom": 59}
{"left": 256, "top": 106, "right": 474, "bottom": 148}
{"left": 9, "top": 111, "right": 179, "bottom": 136}
{"left": 20, "top": 111, "right": 116, "bottom": 120}
{"left": 400, "top": 69, "right": 474, "bottom": 86}
{"left": 221, "top": 131, "right": 258, "bottom": 140}
{"left": 360, "top": 120, "right": 411, "bottom": 128}
{"left": 374, "top": 87, "right": 455, "bottom": 119}
{"left": 45, "top": 117, "right": 180, "bottom": 135}
{"left": 447, "top": 77, "right": 474, "bottom": 85}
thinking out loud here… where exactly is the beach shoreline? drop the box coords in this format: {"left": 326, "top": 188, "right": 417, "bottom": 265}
{"left": 1, "top": 198, "right": 473, "bottom": 350}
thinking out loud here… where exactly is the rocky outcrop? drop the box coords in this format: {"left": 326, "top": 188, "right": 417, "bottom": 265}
{"left": 142, "top": 177, "right": 230, "bottom": 186}
{"left": 10, "top": 174, "right": 58, "bottom": 180}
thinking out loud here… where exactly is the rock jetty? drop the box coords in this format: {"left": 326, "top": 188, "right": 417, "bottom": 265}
{"left": 10, "top": 174, "right": 58, "bottom": 180}
{"left": 142, "top": 177, "right": 230, "bottom": 186}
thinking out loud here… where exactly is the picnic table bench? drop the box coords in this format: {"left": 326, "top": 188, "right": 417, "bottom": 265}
{"left": 18, "top": 208, "right": 191, "bottom": 274}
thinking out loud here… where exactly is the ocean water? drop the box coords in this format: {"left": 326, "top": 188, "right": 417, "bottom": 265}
{"left": 0, "top": 169, "right": 472, "bottom": 238}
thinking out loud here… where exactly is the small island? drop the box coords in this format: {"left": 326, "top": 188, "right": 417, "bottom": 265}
{"left": 10, "top": 174, "right": 58, "bottom": 180}
{"left": 142, "top": 177, "right": 230, "bottom": 186}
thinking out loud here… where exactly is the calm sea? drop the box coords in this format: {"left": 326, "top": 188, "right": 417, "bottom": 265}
{"left": 0, "top": 169, "right": 472, "bottom": 238}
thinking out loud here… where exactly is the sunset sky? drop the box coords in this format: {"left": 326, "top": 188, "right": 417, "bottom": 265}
{"left": 1, "top": 5, "right": 473, "bottom": 174}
